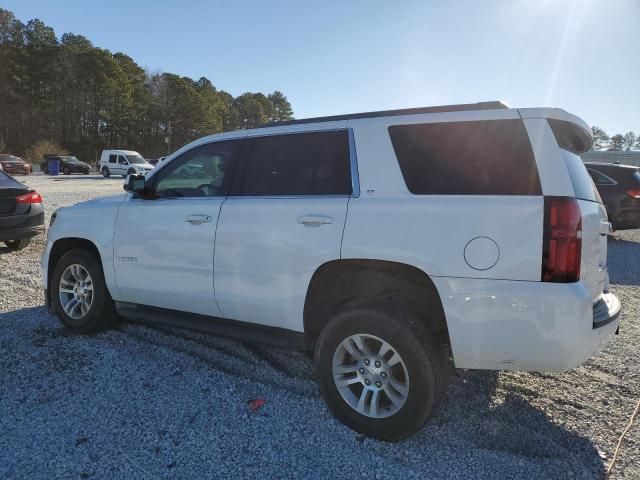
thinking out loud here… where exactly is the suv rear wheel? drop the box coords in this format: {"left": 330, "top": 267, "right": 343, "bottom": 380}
{"left": 101, "top": 167, "right": 110, "bottom": 177}
{"left": 314, "top": 304, "right": 448, "bottom": 441}
{"left": 51, "top": 248, "right": 117, "bottom": 333}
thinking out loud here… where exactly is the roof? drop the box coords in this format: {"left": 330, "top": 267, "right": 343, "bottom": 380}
{"left": 263, "top": 101, "right": 510, "bottom": 127}
{"left": 582, "top": 150, "right": 640, "bottom": 157}
{"left": 584, "top": 162, "right": 639, "bottom": 169}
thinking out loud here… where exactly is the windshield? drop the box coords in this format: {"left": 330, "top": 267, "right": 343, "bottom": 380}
{"left": 61, "top": 156, "right": 81, "bottom": 163}
{"left": 126, "top": 155, "right": 146, "bottom": 164}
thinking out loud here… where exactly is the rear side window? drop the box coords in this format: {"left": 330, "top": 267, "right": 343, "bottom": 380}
{"left": 108, "top": 154, "right": 116, "bottom": 164}
{"left": 388, "top": 119, "right": 541, "bottom": 195}
{"left": 561, "top": 150, "right": 600, "bottom": 203}
{"left": 237, "top": 131, "right": 351, "bottom": 196}
{"left": 587, "top": 168, "right": 616, "bottom": 186}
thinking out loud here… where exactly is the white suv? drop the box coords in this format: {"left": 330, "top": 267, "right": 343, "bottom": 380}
{"left": 42, "top": 101, "right": 621, "bottom": 440}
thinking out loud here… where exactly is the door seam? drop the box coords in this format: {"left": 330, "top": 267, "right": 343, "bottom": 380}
{"left": 212, "top": 196, "right": 227, "bottom": 317}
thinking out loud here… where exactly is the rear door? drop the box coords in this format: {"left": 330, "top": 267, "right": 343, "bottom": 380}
{"left": 108, "top": 154, "right": 117, "bottom": 173}
{"left": 213, "top": 129, "right": 353, "bottom": 331}
{"left": 561, "top": 150, "right": 608, "bottom": 301}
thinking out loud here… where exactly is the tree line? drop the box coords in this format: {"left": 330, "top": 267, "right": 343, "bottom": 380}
{"left": 0, "top": 8, "right": 294, "bottom": 163}
{"left": 591, "top": 127, "right": 639, "bottom": 152}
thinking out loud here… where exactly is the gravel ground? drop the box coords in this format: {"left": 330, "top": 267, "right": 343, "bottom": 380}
{"left": 1, "top": 174, "right": 638, "bottom": 479}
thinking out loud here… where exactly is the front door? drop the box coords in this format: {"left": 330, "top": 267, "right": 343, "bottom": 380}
{"left": 113, "top": 139, "right": 243, "bottom": 316}
{"left": 116, "top": 155, "right": 129, "bottom": 176}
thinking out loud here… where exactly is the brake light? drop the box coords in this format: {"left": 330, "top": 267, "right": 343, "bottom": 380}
{"left": 627, "top": 189, "right": 640, "bottom": 199}
{"left": 15, "top": 191, "right": 42, "bottom": 204}
{"left": 542, "top": 196, "right": 582, "bottom": 283}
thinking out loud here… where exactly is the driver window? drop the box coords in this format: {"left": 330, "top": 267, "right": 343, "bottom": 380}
{"left": 118, "top": 156, "right": 128, "bottom": 165}
{"left": 154, "top": 140, "right": 241, "bottom": 198}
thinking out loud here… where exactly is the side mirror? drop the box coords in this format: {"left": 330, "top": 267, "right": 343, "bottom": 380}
{"left": 124, "top": 174, "right": 148, "bottom": 196}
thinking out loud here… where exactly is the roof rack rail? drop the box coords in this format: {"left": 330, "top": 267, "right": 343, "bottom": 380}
{"left": 263, "top": 101, "right": 510, "bottom": 127}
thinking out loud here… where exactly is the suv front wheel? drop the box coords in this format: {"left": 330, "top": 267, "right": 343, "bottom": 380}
{"left": 51, "top": 248, "right": 117, "bottom": 333}
{"left": 314, "top": 304, "right": 448, "bottom": 441}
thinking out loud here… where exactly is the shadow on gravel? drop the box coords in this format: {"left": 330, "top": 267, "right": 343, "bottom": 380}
{"left": 48, "top": 175, "right": 120, "bottom": 181}
{"left": 412, "top": 369, "right": 607, "bottom": 478}
{"left": 608, "top": 237, "right": 640, "bottom": 286}
{"left": 1, "top": 307, "right": 606, "bottom": 479}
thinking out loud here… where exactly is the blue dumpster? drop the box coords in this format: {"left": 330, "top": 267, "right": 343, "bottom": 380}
{"left": 48, "top": 158, "right": 60, "bottom": 176}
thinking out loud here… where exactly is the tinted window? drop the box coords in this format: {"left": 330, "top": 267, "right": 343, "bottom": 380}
{"left": 126, "top": 155, "right": 145, "bottom": 164}
{"left": 154, "top": 140, "right": 240, "bottom": 198}
{"left": 587, "top": 168, "right": 615, "bottom": 186}
{"left": 562, "top": 150, "right": 600, "bottom": 203}
{"left": 388, "top": 119, "right": 541, "bottom": 195}
{"left": 238, "top": 131, "right": 351, "bottom": 196}
{"left": 109, "top": 154, "right": 117, "bottom": 164}
{"left": 548, "top": 118, "right": 592, "bottom": 154}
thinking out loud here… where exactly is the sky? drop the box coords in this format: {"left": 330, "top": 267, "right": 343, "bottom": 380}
{"left": 4, "top": 0, "right": 639, "bottom": 134}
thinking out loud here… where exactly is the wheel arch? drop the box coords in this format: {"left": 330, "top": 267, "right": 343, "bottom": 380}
{"left": 303, "top": 259, "right": 451, "bottom": 353}
{"left": 47, "top": 237, "right": 110, "bottom": 308}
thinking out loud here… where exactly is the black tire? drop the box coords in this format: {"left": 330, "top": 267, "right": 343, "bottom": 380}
{"left": 51, "top": 248, "right": 118, "bottom": 333}
{"left": 4, "top": 238, "right": 31, "bottom": 251}
{"left": 63, "top": 167, "right": 70, "bottom": 175}
{"left": 43, "top": 165, "right": 49, "bottom": 174}
{"left": 127, "top": 168, "right": 136, "bottom": 176}
{"left": 314, "top": 304, "right": 448, "bottom": 441}
{"left": 102, "top": 167, "right": 110, "bottom": 178}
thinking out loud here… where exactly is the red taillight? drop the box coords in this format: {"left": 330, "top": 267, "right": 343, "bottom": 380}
{"left": 627, "top": 189, "right": 640, "bottom": 199}
{"left": 15, "top": 191, "right": 42, "bottom": 204}
{"left": 542, "top": 196, "right": 582, "bottom": 283}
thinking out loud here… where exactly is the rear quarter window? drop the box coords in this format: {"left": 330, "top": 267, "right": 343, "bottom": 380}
{"left": 561, "top": 150, "right": 601, "bottom": 203}
{"left": 388, "top": 119, "right": 541, "bottom": 195}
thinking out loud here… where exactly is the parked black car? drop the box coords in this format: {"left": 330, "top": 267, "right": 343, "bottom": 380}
{"left": 586, "top": 162, "right": 640, "bottom": 230}
{"left": 41, "top": 155, "right": 91, "bottom": 175}
{"left": 0, "top": 170, "right": 45, "bottom": 250}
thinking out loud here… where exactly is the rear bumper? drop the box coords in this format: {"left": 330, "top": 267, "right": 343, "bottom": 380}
{"left": 3, "top": 169, "right": 30, "bottom": 175}
{"left": 593, "top": 292, "right": 621, "bottom": 328}
{"left": 0, "top": 225, "right": 45, "bottom": 241}
{"left": 0, "top": 208, "right": 45, "bottom": 241}
{"left": 433, "top": 277, "right": 621, "bottom": 372}
{"left": 613, "top": 210, "right": 640, "bottom": 230}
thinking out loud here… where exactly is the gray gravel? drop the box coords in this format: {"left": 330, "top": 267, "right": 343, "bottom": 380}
{"left": 1, "top": 174, "right": 639, "bottom": 479}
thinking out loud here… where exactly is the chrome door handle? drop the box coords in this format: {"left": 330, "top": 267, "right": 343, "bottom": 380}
{"left": 185, "top": 214, "right": 212, "bottom": 225}
{"left": 297, "top": 215, "right": 333, "bottom": 226}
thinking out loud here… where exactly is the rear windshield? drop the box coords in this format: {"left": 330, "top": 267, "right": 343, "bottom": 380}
{"left": 388, "top": 119, "right": 541, "bottom": 195}
{"left": 126, "top": 155, "right": 145, "bottom": 164}
{"left": 561, "top": 150, "right": 601, "bottom": 203}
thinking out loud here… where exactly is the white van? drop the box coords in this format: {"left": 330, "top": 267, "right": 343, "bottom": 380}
{"left": 98, "top": 150, "right": 153, "bottom": 177}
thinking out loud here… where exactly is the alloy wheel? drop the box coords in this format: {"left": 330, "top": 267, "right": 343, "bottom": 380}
{"left": 58, "top": 264, "right": 94, "bottom": 319}
{"left": 332, "top": 333, "right": 410, "bottom": 419}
